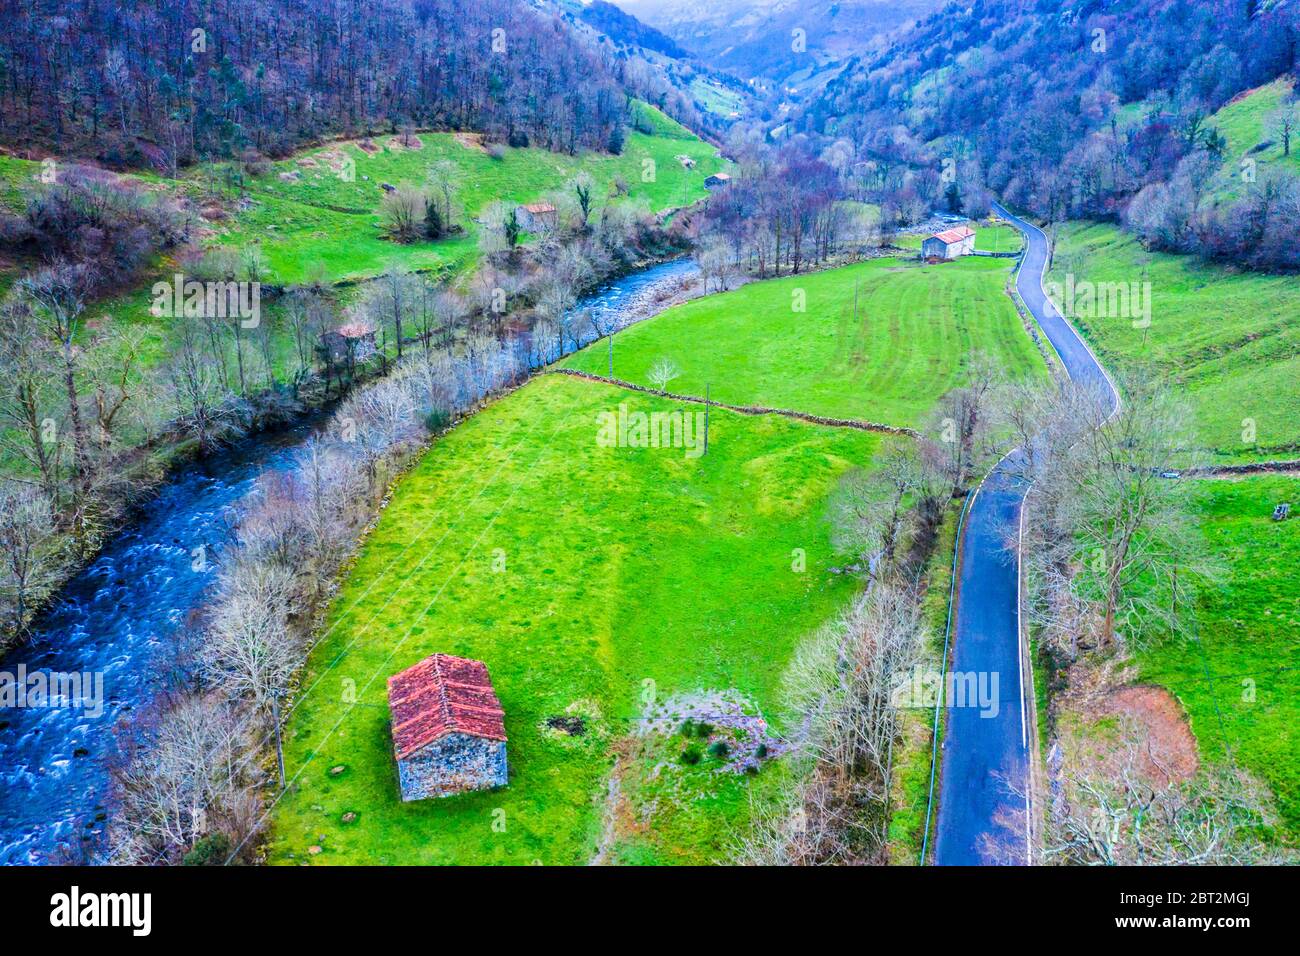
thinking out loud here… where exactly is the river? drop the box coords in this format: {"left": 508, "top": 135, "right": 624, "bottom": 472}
{"left": 0, "top": 257, "right": 699, "bottom": 864}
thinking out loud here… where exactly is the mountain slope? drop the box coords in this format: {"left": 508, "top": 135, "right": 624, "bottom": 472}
{"left": 613, "top": 0, "right": 939, "bottom": 83}
{"left": 0, "top": 0, "right": 627, "bottom": 167}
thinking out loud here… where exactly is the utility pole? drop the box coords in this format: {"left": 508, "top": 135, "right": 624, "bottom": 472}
{"left": 704, "top": 383, "right": 710, "bottom": 456}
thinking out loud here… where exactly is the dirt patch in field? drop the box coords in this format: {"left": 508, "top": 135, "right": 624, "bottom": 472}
{"left": 388, "top": 134, "right": 424, "bottom": 150}
{"left": 1070, "top": 683, "right": 1198, "bottom": 787}
{"left": 454, "top": 131, "right": 487, "bottom": 153}
{"left": 315, "top": 149, "right": 353, "bottom": 175}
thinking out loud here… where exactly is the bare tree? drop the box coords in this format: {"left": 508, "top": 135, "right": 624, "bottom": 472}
{"left": 166, "top": 321, "right": 242, "bottom": 452}
{"left": 109, "top": 693, "right": 258, "bottom": 865}
{"left": 1070, "top": 375, "right": 1203, "bottom": 648}
{"left": 828, "top": 438, "right": 939, "bottom": 575}
{"left": 425, "top": 159, "right": 461, "bottom": 232}
{"left": 646, "top": 357, "right": 681, "bottom": 393}
{"left": 18, "top": 264, "right": 91, "bottom": 497}
{"left": 200, "top": 558, "right": 299, "bottom": 712}
{"left": 1043, "top": 720, "right": 1289, "bottom": 865}
{"left": 0, "top": 299, "right": 63, "bottom": 506}
{"left": 380, "top": 184, "right": 427, "bottom": 243}
{"left": 1268, "top": 97, "right": 1298, "bottom": 158}
{"left": 0, "top": 482, "right": 59, "bottom": 637}
{"left": 86, "top": 326, "right": 147, "bottom": 452}
{"left": 737, "top": 581, "right": 925, "bottom": 864}
{"left": 925, "top": 352, "right": 1000, "bottom": 497}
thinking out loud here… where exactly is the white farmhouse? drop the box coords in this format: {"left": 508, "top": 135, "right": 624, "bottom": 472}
{"left": 921, "top": 225, "right": 976, "bottom": 259}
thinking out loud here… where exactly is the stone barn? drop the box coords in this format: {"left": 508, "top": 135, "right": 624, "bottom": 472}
{"left": 921, "top": 225, "right": 976, "bottom": 259}
{"left": 388, "top": 653, "right": 508, "bottom": 801}
{"left": 515, "top": 202, "right": 557, "bottom": 231}
{"left": 704, "top": 172, "right": 731, "bottom": 189}
{"left": 319, "top": 321, "right": 377, "bottom": 365}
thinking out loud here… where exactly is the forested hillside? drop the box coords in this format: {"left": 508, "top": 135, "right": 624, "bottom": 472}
{"left": 791, "top": 0, "right": 1300, "bottom": 268}
{"left": 0, "top": 0, "right": 627, "bottom": 167}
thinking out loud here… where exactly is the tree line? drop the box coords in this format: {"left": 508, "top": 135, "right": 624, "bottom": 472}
{"left": 0, "top": 0, "right": 628, "bottom": 168}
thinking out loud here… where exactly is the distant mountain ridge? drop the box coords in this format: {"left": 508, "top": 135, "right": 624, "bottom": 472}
{"left": 577, "top": 0, "right": 692, "bottom": 59}
{"left": 610, "top": 0, "right": 940, "bottom": 82}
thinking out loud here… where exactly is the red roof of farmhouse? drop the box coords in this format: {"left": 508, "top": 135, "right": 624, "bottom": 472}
{"left": 388, "top": 654, "right": 507, "bottom": 759}
{"left": 333, "top": 321, "right": 375, "bottom": 339}
{"left": 930, "top": 225, "right": 975, "bottom": 244}
{"left": 520, "top": 202, "right": 556, "bottom": 213}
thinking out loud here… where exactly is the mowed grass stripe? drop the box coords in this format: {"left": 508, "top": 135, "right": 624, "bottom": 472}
{"left": 270, "top": 374, "right": 880, "bottom": 864}
{"left": 284, "top": 417, "right": 536, "bottom": 722}
{"left": 562, "top": 256, "right": 1046, "bottom": 426}
{"left": 1050, "top": 222, "right": 1300, "bottom": 461}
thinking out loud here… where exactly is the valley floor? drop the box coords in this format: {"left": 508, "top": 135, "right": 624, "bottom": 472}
{"left": 268, "top": 249, "right": 1046, "bottom": 863}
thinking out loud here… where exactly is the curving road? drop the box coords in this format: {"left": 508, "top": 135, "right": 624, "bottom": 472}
{"left": 933, "top": 204, "right": 1118, "bottom": 865}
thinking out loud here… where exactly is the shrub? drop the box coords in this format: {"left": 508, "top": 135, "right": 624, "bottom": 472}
{"left": 680, "top": 745, "right": 702, "bottom": 765}
{"left": 424, "top": 408, "right": 451, "bottom": 432}
{"left": 183, "top": 831, "right": 234, "bottom": 866}
{"left": 707, "top": 740, "right": 730, "bottom": 759}
{"left": 239, "top": 149, "right": 271, "bottom": 178}
{"left": 9, "top": 165, "right": 188, "bottom": 292}
{"left": 380, "top": 185, "right": 427, "bottom": 243}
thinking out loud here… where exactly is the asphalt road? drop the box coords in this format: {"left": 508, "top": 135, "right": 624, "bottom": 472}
{"left": 933, "top": 205, "right": 1118, "bottom": 865}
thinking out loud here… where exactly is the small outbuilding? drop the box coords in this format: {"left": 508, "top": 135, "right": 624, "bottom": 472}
{"left": 704, "top": 172, "right": 731, "bottom": 189}
{"left": 319, "top": 321, "right": 377, "bottom": 365}
{"left": 515, "top": 202, "right": 557, "bottom": 231}
{"left": 388, "top": 653, "right": 508, "bottom": 801}
{"left": 921, "top": 224, "right": 976, "bottom": 260}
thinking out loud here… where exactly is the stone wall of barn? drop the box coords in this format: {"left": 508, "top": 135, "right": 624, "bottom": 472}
{"left": 396, "top": 733, "right": 508, "bottom": 801}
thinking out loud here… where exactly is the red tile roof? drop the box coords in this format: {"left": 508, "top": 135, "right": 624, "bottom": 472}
{"left": 388, "top": 654, "right": 507, "bottom": 760}
{"left": 333, "top": 321, "right": 375, "bottom": 339}
{"left": 930, "top": 225, "right": 975, "bottom": 244}
{"left": 519, "top": 202, "right": 556, "bottom": 214}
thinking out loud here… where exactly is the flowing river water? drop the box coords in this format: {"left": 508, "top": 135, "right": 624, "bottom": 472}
{"left": 0, "top": 257, "right": 699, "bottom": 864}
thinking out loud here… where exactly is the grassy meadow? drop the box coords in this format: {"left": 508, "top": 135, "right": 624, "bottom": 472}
{"left": 1206, "top": 77, "right": 1298, "bottom": 204}
{"left": 205, "top": 104, "right": 727, "bottom": 285}
{"left": 562, "top": 255, "right": 1046, "bottom": 427}
{"left": 269, "top": 252, "right": 1051, "bottom": 864}
{"left": 1137, "top": 474, "right": 1300, "bottom": 843}
{"left": 689, "top": 77, "right": 745, "bottom": 117}
{"left": 267, "top": 373, "right": 881, "bottom": 864}
{"left": 1049, "top": 222, "right": 1300, "bottom": 461}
